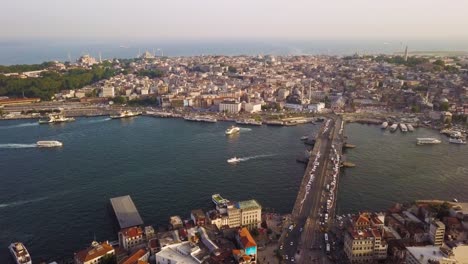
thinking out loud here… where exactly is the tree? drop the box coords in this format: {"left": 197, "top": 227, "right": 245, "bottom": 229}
{"left": 440, "top": 102, "right": 449, "bottom": 111}
{"left": 228, "top": 66, "right": 237, "bottom": 73}
{"left": 113, "top": 96, "right": 127, "bottom": 104}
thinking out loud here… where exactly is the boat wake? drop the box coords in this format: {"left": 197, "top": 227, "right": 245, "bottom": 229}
{"left": 85, "top": 117, "right": 111, "bottom": 124}
{"left": 239, "top": 128, "right": 252, "bottom": 132}
{"left": 0, "top": 196, "right": 49, "bottom": 209}
{"left": 237, "top": 154, "right": 276, "bottom": 162}
{"left": 0, "top": 122, "right": 38, "bottom": 130}
{"left": 0, "top": 143, "right": 37, "bottom": 149}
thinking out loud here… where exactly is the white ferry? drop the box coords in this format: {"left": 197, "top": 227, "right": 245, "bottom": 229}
{"left": 235, "top": 119, "right": 262, "bottom": 126}
{"left": 449, "top": 138, "right": 466, "bottom": 144}
{"left": 38, "top": 114, "right": 75, "bottom": 124}
{"left": 212, "top": 194, "right": 229, "bottom": 206}
{"left": 8, "top": 242, "right": 32, "bottom": 264}
{"left": 407, "top": 124, "right": 415, "bottom": 132}
{"left": 416, "top": 138, "right": 441, "bottom": 145}
{"left": 399, "top": 123, "right": 408, "bottom": 132}
{"left": 225, "top": 126, "right": 240, "bottom": 135}
{"left": 227, "top": 157, "right": 241, "bottom": 164}
{"left": 381, "top": 122, "right": 388, "bottom": 129}
{"left": 110, "top": 110, "right": 141, "bottom": 119}
{"left": 389, "top": 124, "right": 398, "bottom": 132}
{"left": 36, "top": 140, "right": 63, "bottom": 148}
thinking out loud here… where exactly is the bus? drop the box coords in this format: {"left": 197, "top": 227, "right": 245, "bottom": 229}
{"left": 326, "top": 243, "right": 331, "bottom": 254}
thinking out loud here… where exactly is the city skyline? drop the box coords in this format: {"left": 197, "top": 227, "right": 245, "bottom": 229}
{"left": 2, "top": 0, "right": 468, "bottom": 40}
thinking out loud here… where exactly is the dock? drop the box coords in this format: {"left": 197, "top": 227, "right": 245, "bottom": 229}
{"left": 110, "top": 195, "right": 144, "bottom": 229}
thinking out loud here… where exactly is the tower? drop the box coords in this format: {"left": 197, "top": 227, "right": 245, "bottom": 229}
{"left": 404, "top": 46, "right": 408, "bottom": 62}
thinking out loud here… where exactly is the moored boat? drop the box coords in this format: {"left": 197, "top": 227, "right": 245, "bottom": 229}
{"left": 235, "top": 119, "right": 262, "bottom": 126}
{"left": 399, "top": 123, "right": 408, "bottom": 132}
{"left": 407, "top": 124, "right": 415, "bottom": 132}
{"left": 389, "top": 124, "right": 398, "bottom": 132}
{"left": 449, "top": 138, "right": 467, "bottom": 144}
{"left": 110, "top": 110, "right": 141, "bottom": 119}
{"left": 381, "top": 122, "right": 388, "bottom": 129}
{"left": 8, "top": 242, "right": 32, "bottom": 264}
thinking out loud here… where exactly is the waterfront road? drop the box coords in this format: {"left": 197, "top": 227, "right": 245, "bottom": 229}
{"left": 281, "top": 117, "right": 341, "bottom": 263}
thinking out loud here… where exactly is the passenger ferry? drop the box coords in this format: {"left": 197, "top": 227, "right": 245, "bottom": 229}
{"left": 38, "top": 114, "right": 75, "bottom": 124}
{"left": 110, "top": 110, "right": 141, "bottom": 119}
{"left": 227, "top": 157, "right": 241, "bottom": 164}
{"left": 381, "top": 122, "right": 388, "bottom": 129}
{"left": 416, "top": 138, "right": 442, "bottom": 145}
{"left": 225, "top": 126, "right": 240, "bottom": 135}
{"left": 36, "top": 140, "right": 63, "bottom": 148}
{"left": 8, "top": 242, "right": 32, "bottom": 264}
{"left": 235, "top": 119, "right": 262, "bottom": 126}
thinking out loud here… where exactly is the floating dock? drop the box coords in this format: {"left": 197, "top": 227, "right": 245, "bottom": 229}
{"left": 110, "top": 195, "right": 144, "bottom": 229}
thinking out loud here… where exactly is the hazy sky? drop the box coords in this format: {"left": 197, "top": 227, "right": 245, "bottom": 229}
{"left": 2, "top": 0, "right": 468, "bottom": 40}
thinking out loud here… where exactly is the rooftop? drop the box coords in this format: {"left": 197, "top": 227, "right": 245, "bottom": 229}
{"left": 236, "top": 199, "right": 262, "bottom": 211}
{"left": 155, "top": 242, "right": 199, "bottom": 264}
{"left": 74, "top": 241, "right": 114, "bottom": 263}
{"left": 239, "top": 227, "right": 257, "bottom": 249}
{"left": 110, "top": 195, "right": 144, "bottom": 229}
{"left": 406, "top": 246, "right": 456, "bottom": 263}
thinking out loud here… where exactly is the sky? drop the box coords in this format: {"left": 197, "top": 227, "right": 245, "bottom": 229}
{"left": 1, "top": 0, "right": 468, "bottom": 41}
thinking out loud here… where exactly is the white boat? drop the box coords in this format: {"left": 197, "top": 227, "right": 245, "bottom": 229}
{"left": 381, "top": 122, "right": 388, "bottom": 129}
{"left": 449, "top": 138, "right": 467, "bottom": 144}
{"left": 9, "top": 242, "right": 32, "bottom": 264}
{"left": 225, "top": 126, "right": 240, "bottom": 135}
{"left": 389, "top": 124, "right": 398, "bottom": 132}
{"left": 416, "top": 138, "right": 441, "bottom": 145}
{"left": 110, "top": 110, "right": 141, "bottom": 119}
{"left": 300, "top": 136, "right": 309, "bottom": 141}
{"left": 38, "top": 114, "right": 75, "bottom": 124}
{"left": 399, "top": 123, "right": 408, "bottom": 132}
{"left": 453, "top": 198, "right": 459, "bottom": 203}
{"left": 36, "top": 140, "right": 63, "bottom": 148}
{"left": 227, "top": 157, "right": 241, "bottom": 164}
{"left": 235, "top": 119, "right": 262, "bottom": 126}
{"left": 407, "top": 124, "right": 415, "bottom": 132}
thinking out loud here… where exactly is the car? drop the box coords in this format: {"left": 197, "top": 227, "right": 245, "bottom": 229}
{"left": 291, "top": 257, "right": 295, "bottom": 262}
{"left": 299, "top": 227, "right": 303, "bottom": 232}
{"left": 285, "top": 255, "right": 289, "bottom": 260}
{"left": 280, "top": 245, "right": 283, "bottom": 250}
{"left": 290, "top": 241, "right": 294, "bottom": 246}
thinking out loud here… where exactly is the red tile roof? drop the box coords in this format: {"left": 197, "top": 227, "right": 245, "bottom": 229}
{"left": 120, "top": 249, "right": 147, "bottom": 264}
{"left": 239, "top": 228, "right": 256, "bottom": 248}
{"left": 75, "top": 241, "right": 114, "bottom": 263}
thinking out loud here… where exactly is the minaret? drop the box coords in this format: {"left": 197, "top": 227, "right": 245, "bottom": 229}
{"left": 404, "top": 46, "right": 408, "bottom": 62}
{"left": 99, "top": 52, "right": 102, "bottom": 63}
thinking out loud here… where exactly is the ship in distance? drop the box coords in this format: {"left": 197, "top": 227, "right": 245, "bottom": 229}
{"left": 36, "top": 140, "right": 63, "bottom": 147}
{"left": 110, "top": 110, "right": 141, "bottom": 119}
{"left": 416, "top": 138, "right": 442, "bottom": 145}
{"left": 9, "top": 242, "right": 32, "bottom": 264}
{"left": 38, "top": 114, "right": 75, "bottom": 124}
{"left": 225, "top": 126, "right": 240, "bottom": 135}
{"left": 227, "top": 157, "right": 241, "bottom": 164}
{"left": 235, "top": 118, "right": 262, "bottom": 126}
{"left": 389, "top": 123, "right": 398, "bottom": 132}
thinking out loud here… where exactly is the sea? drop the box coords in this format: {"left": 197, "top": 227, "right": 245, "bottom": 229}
{"left": 1, "top": 39, "right": 468, "bottom": 65}
{"left": 0, "top": 117, "right": 467, "bottom": 263}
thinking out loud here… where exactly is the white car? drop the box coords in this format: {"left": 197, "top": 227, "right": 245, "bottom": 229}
{"left": 290, "top": 241, "right": 294, "bottom": 246}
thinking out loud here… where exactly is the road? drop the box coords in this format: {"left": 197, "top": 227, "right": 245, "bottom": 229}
{"left": 280, "top": 117, "right": 343, "bottom": 263}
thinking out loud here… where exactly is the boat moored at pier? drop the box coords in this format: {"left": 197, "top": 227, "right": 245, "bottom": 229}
{"left": 449, "top": 138, "right": 466, "bottom": 144}
{"left": 235, "top": 119, "right": 262, "bottom": 126}
{"left": 399, "top": 123, "right": 408, "bottom": 132}
{"left": 110, "top": 110, "right": 141, "bottom": 119}
{"left": 381, "top": 122, "right": 388, "bottom": 129}
{"left": 389, "top": 124, "right": 398, "bottom": 132}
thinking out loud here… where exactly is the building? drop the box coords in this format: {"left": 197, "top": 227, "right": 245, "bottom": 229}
{"left": 307, "top": 102, "right": 325, "bottom": 113}
{"left": 237, "top": 227, "right": 257, "bottom": 257}
{"left": 227, "top": 203, "right": 242, "bottom": 228}
{"left": 101, "top": 86, "right": 115, "bottom": 98}
{"left": 120, "top": 248, "right": 150, "bottom": 264}
{"left": 219, "top": 100, "right": 242, "bottom": 113}
{"left": 344, "top": 228, "right": 388, "bottom": 263}
{"left": 155, "top": 241, "right": 205, "bottom": 264}
{"left": 191, "top": 209, "right": 206, "bottom": 226}
{"left": 170, "top": 215, "right": 184, "bottom": 229}
{"left": 406, "top": 246, "right": 456, "bottom": 264}
{"left": 243, "top": 102, "right": 262, "bottom": 113}
{"left": 119, "top": 226, "right": 145, "bottom": 251}
{"left": 430, "top": 221, "right": 446, "bottom": 246}
{"left": 74, "top": 241, "right": 115, "bottom": 264}
{"left": 237, "top": 200, "right": 262, "bottom": 229}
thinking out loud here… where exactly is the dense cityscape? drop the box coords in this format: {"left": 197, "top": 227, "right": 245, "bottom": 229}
{"left": 2, "top": 1, "right": 468, "bottom": 264}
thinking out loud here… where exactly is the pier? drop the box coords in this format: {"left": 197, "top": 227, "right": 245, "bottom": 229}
{"left": 110, "top": 195, "right": 144, "bottom": 229}
{"left": 282, "top": 115, "right": 344, "bottom": 263}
